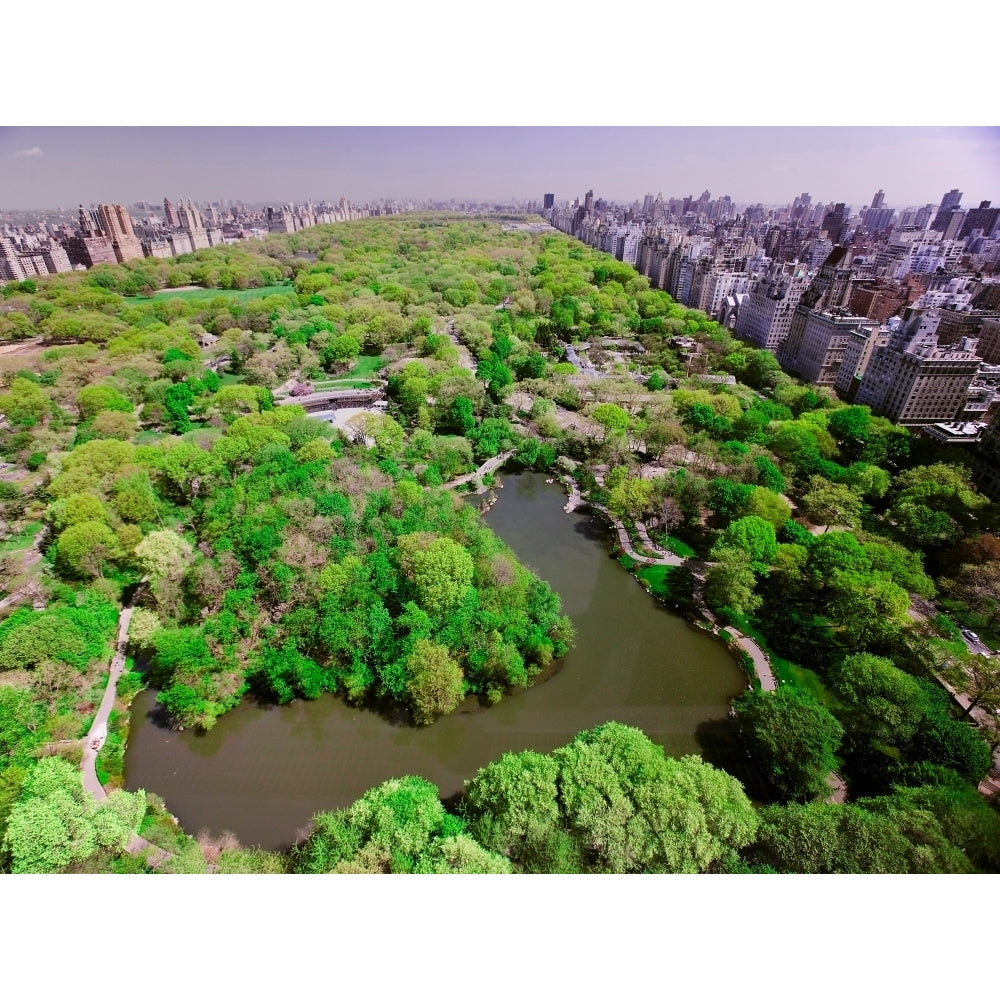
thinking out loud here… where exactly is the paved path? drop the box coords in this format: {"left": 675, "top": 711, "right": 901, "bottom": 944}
{"left": 80, "top": 590, "right": 172, "bottom": 868}
{"left": 558, "top": 485, "right": 776, "bottom": 692}
{"left": 444, "top": 450, "right": 516, "bottom": 492}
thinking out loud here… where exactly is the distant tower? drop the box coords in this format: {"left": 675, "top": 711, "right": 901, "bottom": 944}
{"left": 163, "top": 197, "right": 178, "bottom": 228}
{"left": 543, "top": 193, "right": 554, "bottom": 210}
{"left": 930, "top": 188, "right": 963, "bottom": 232}
{"left": 584, "top": 190, "right": 594, "bottom": 213}
{"left": 871, "top": 189, "right": 885, "bottom": 210}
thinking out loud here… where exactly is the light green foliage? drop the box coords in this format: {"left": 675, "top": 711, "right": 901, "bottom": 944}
{"left": 0, "top": 597, "right": 117, "bottom": 672}
{"left": 412, "top": 834, "right": 512, "bottom": 873}
{"left": 705, "top": 547, "right": 763, "bottom": 616}
{"left": 592, "top": 402, "right": 630, "bottom": 437}
{"left": 744, "top": 487, "right": 792, "bottom": 529}
{"left": 214, "top": 384, "right": 262, "bottom": 422}
{"left": 293, "top": 776, "right": 451, "bottom": 874}
{"left": 133, "top": 529, "right": 193, "bottom": 580}
{"left": 712, "top": 516, "right": 778, "bottom": 571}
{"left": 749, "top": 800, "right": 973, "bottom": 874}
{"left": 467, "top": 724, "right": 757, "bottom": 873}
{"left": 2, "top": 758, "right": 146, "bottom": 873}
{"left": 0, "top": 377, "right": 50, "bottom": 426}
{"left": 800, "top": 476, "right": 864, "bottom": 532}
{"left": 464, "top": 750, "right": 562, "bottom": 862}
{"left": 51, "top": 492, "right": 108, "bottom": 530}
{"left": 56, "top": 520, "right": 122, "bottom": 578}
{"left": 553, "top": 724, "right": 758, "bottom": 873}
{"left": 128, "top": 608, "right": 162, "bottom": 652}
{"left": 76, "top": 384, "right": 133, "bottom": 420}
{"left": 607, "top": 476, "right": 654, "bottom": 522}
{"left": 890, "top": 463, "right": 990, "bottom": 546}
{"left": 405, "top": 639, "right": 465, "bottom": 725}
{"left": 407, "top": 536, "right": 475, "bottom": 618}
{"left": 50, "top": 438, "right": 137, "bottom": 498}
{"left": 828, "top": 574, "right": 911, "bottom": 647}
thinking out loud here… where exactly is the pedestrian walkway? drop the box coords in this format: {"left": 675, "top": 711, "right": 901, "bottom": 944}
{"left": 565, "top": 488, "right": 776, "bottom": 692}
{"left": 80, "top": 586, "right": 173, "bottom": 869}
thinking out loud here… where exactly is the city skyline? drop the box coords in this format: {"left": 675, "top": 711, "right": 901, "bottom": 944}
{"left": 2, "top": 126, "right": 998, "bottom": 212}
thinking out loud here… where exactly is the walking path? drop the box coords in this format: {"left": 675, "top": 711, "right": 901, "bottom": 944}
{"left": 81, "top": 589, "right": 172, "bottom": 867}
{"left": 555, "top": 480, "right": 778, "bottom": 693}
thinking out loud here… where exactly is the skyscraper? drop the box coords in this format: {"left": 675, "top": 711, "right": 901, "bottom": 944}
{"left": 543, "top": 193, "right": 554, "bottom": 210}
{"left": 871, "top": 189, "right": 885, "bottom": 210}
{"left": 163, "top": 197, "right": 179, "bottom": 228}
{"left": 930, "top": 189, "right": 963, "bottom": 232}
{"left": 96, "top": 204, "right": 144, "bottom": 262}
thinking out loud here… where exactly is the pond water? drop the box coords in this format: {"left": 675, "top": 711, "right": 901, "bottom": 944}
{"left": 124, "top": 473, "right": 746, "bottom": 849}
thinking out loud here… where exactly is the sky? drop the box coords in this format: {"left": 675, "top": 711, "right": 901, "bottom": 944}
{"left": 1, "top": 126, "right": 997, "bottom": 212}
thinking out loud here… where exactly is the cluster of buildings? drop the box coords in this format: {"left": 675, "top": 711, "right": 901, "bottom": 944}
{"left": 0, "top": 196, "right": 416, "bottom": 280}
{"left": 546, "top": 186, "right": 1000, "bottom": 497}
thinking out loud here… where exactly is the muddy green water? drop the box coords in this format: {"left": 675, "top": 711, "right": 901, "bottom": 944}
{"left": 124, "top": 473, "right": 746, "bottom": 849}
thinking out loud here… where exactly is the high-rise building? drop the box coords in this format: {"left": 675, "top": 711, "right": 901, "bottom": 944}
{"left": 959, "top": 201, "right": 1000, "bottom": 241}
{"left": 163, "top": 197, "right": 179, "bottom": 228}
{"left": 871, "top": 189, "right": 885, "bottom": 210}
{"left": 0, "top": 238, "right": 27, "bottom": 281}
{"left": 93, "top": 203, "right": 144, "bottom": 262}
{"left": 821, "top": 203, "right": 848, "bottom": 244}
{"left": 584, "top": 190, "right": 594, "bottom": 213}
{"left": 855, "top": 312, "right": 982, "bottom": 424}
{"left": 784, "top": 307, "right": 873, "bottom": 386}
{"left": 930, "top": 189, "right": 963, "bottom": 232}
{"left": 543, "top": 193, "right": 554, "bottom": 210}
{"left": 734, "top": 264, "right": 811, "bottom": 352}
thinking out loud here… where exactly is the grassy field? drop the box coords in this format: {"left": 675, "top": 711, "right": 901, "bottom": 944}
{"left": 0, "top": 520, "right": 43, "bottom": 553}
{"left": 346, "top": 354, "right": 389, "bottom": 379}
{"left": 125, "top": 283, "right": 295, "bottom": 303}
{"left": 312, "top": 379, "right": 376, "bottom": 390}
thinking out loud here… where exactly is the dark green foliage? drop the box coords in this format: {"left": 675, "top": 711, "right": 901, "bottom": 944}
{"left": 913, "top": 680, "right": 992, "bottom": 783}
{"left": 734, "top": 687, "right": 843, "bottom": 802}
{"left": 708, "top": 477, "right": 753, "bottom": 521}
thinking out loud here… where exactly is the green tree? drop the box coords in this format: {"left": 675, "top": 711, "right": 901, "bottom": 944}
{"left": 712, "top": 516, "right": 778, "bottom": 572}
{"left": 834, "top": 653, "right": 928, "bottom": 745}
{"left": 734, "top": 688, "right": 843, "bottom": 801}
{"left": 592, "top": 402, "right": 630, "bottom": 439}
{"left": 133, "top": 529, "right": 193, "bottom": 580}
{"left": 56, "top": 521, "right": 122, "bottom": 578}
{"left": 406, "top": 639, "right": 465, "bottom": 725}
{"left": 800, "top": 476, "right": 863, "bottom": 532}
{"left": 0, "top": 377, "right": 50, "bottom": 426}
{"left": 551, "top": 723, "right": 758, "bottom": 874}
{"left": 705, "top": 547, "right": 763, "bottom": 616}
{"left": 405, "top": 536, "right": 475, "bottom": 618}
{"left": 2, "top": 758, "right": 145, "bottom": 873}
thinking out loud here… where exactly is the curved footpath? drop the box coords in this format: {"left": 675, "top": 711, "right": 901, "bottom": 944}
{"left": 555, "top": 476, "right": 777, "bottom": 693}
{"left": 82, "top": 592, "right": 171, "bottom": 867}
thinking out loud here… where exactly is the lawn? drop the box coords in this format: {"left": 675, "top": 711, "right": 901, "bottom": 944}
{"left": 312, "top": 379, "right": 376, "bottom": 390}
{"left": 125, "top": 283, "right": 295, "bottom": 303}
{"left": 346, "top": 354, "right": 389, "bottom": 380}
{"left": 0, "top": 520, "right": 43, "bottom": 553}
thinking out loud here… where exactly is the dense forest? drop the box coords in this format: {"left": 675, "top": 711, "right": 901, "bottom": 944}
{"left": 1, "top": 215, "right": 998, "bottom": 873}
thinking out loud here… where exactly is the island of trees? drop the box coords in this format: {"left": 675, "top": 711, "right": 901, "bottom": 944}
{"left": 1, "top": 215, "right": 998, "bottom": 873}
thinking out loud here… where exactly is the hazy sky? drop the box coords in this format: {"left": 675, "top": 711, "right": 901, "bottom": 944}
{"left": 1, "top": 126, "right": 997, "bottom": 212}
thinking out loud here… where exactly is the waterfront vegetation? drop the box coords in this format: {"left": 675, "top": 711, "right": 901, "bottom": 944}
{"left": 1, "top": 215, "right": 999, "bottom": 872}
